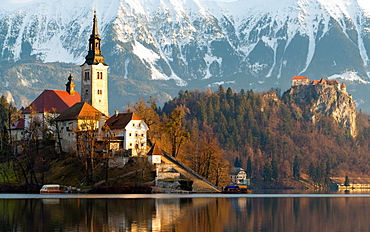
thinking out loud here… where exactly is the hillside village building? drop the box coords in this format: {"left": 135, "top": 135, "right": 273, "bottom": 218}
{"left": 56, "top": 102, "right": 106, "bottom": 153}
{"left": 105, "top": 112, "right": 149, "bottom": 156}
{"left": 22, "top": 88, "right": 81, "bottom": 139}
{"left": 229, "top": 166, "right": 249, "bottom": 185}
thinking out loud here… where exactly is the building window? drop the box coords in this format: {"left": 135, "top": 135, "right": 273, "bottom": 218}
{"left": 97, "top": 72, "right": 103, "bottom": 79}
{"left": 129, "top": 143, "right": 132, "bottom": 147}
{"left": 133, "top": 123, "right": 135, "bottom": 127}
{"left": 84, "top": 72, "right": 90, "bottom": 80}
{"left": 129, "top": 133, "right": 132, "bottom": 137}
{"left": 97, "top": 90, "right": 102, "bottom": 94}
{"left": 85, "top": 89, "right": 88, "bottom": 95}
{"left": 135, "top": 133, "right": 138, "bottom": 137}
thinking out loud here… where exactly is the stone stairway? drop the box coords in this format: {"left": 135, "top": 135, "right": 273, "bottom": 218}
{"left": 160, "top": 152, "right": 220, "bottom": 193}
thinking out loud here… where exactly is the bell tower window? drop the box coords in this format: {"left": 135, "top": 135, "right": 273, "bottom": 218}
{"left": 84, "top": 72, "right": 90, "bottom": 80}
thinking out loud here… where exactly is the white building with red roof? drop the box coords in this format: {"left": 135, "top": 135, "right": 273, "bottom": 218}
{"left": 56, "top": 102, "right": 105, "bottom": 153}
{"left": 104, "top": 112, "right": 149, "bottom": 156}
{"left": 22, "top": 76, "right": 80, "bottom": 139}
{"left": 291, "top": 76, "right": 311, "bottom": 86}
{"left": 8, "top": 118, "right": 25, "bottom": 142}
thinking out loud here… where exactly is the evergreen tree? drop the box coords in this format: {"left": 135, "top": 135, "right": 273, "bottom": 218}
{"left": 234, "top": 157, "right": 242, "bottom": 168}
{"left": 271, "top": 155, "right": 279, "bottom": 180}
{"left": 344, "top": 175, "right": 350, "bottom": 188}
{"left": 263, "top": 161, "right": 272, "bottom": 182}
{"left": 246, "top": 156, "right": 252, "bottom": 178}
{"left": 293, "top": 155, "right": 300, "bottom": 179}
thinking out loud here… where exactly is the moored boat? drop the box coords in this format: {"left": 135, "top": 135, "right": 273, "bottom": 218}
{"left": 222, "top": 185, "right": 252, "bottom": 194}
{"left": 40, "top": 184, "right": 63, "bottom": 194}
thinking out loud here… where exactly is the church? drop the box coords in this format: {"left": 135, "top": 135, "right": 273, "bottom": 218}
{"left": 9, "top": 12, "right": 149, "bottom": 156}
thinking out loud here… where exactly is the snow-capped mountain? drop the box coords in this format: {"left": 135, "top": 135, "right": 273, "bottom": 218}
{"left": 1, "top": 0, "right": 370, "bottom": 112}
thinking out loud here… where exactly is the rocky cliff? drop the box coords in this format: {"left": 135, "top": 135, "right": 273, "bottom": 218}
{"left": 284, "top": 83, "right": 357, "bottom": 137}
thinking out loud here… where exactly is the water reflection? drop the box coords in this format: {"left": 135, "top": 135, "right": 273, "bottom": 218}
{"left": 1, "top": 196, "right": 370, "bottom": 231}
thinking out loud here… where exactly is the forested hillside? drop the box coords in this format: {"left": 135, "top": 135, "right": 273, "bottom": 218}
{"left": 148, "top": 86, "right": 370, "bottom": 187}
{"left": 1, "top": 85, "right": 370, "bottom": 190}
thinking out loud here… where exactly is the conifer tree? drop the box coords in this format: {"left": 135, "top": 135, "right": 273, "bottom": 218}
{"left": 246, "top": 156, "right": 252, "bottom": 178}
{"left": 293, "top": 155, "right": 300, "bottom": 179}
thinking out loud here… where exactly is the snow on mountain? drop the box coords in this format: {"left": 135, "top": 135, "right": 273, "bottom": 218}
{"left": 2, "top": 0, "right": 370, "bottom": 111}
{"left": 328, "top": 71, "right": 370, "bottom": 84}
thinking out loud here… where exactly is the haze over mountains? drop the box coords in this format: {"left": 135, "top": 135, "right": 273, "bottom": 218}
{"left": 1, "top": 0, "right": 370, "bottom": 113}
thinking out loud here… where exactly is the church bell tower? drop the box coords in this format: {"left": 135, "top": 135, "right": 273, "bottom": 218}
{"left": 81, "top": 11, "right": 109, "bottom": 116}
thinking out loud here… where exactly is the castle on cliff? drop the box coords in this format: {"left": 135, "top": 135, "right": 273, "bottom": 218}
{"left": 291, "top": 75, "right": 347, "bottom": 93}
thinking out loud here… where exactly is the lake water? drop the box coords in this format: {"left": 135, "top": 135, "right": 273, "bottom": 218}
{"left": 1, "top": 192, "right": 370, "bottom": 232}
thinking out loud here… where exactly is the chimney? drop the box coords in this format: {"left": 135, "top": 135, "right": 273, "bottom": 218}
{"left": 115, "top": 110, "right": 119, "bottom": 117}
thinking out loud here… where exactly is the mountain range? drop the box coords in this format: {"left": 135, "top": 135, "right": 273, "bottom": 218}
{"left": 1, "top": 0, "right": 370, "bottom": 113}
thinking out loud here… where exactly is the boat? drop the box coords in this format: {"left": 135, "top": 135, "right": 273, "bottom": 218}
{"left": 40, "top": 184, "right": 79, "bottom": 194}
{"left": 40, "top": 184, "right": 63, "bottom": 194}
{"left": 222, "top": 185, "right": 252, "bottom": 194}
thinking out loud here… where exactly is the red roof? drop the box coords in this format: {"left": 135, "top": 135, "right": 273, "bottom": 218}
{"left": 105, "top": 112, "right": 143, "bottom": 130}
{"left": 56, "top": 102, "right": 104, "bottom": 121}
{"left": 9, "top": 118, "right": 24, "bottom": 130}
{"left": 311, "top": 80, "right": 320, "bottom": 84}
{"left": 326, "top": 79, "right": 340, "bottom": 85}
{"left": 319, "top": 78, "right": 327, "bottom": 84}
{"left": 292, "top": 75, "right": 310, "bottom": 80}
{"left": 147, "top": 143, "right": 164, "bottom": 156}
{"left": 23, "top": 90, "right": 81, "bottom": 114}
{"left": 341, "top": 83, "right": 347, "bottom": 88}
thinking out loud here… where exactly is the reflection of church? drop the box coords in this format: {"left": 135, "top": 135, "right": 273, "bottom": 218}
{"left": 9, "top": 12, "right": 148, "bottom": 156}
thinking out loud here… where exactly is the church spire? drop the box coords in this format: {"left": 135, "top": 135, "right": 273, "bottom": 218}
{"left": 84, "top": 11, "right": 106, "bottom": 65}
{"left": 66, "top": 73, "right": 76, "bottom": 96}
{"left": 80, "top": 11, "right": 110, "bottom": 117}
{"left": 92, "top": 11, "right": 99, "bottom": 36}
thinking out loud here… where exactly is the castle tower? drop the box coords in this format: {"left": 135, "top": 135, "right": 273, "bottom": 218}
{"left": 80, "top": 11, "right": 109, "bottom": 116}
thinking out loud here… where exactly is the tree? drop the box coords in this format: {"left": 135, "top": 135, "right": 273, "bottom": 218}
{"left": 246, "top": 156, "right": 252, "bottom": 178}
{"left": 234, "top": 157, "right": 242, "bottom": 168}
{"left": 75, "top": 113, "right": 104, "bottom": 185}
{"left": 182, "top": 124, "right": 229, "bottom": 187}
{"left": 344, "top": 175, "right": 350, "bottom": 189}
{"left": 271, "top": 155, "right": 279, "bottom": 180}
{"left": 164, "top": 106, "right": 190, "bottom": 158}
{"left": 293, "top": 155, "right": 300, "bottom": 179}
{"left": 263, "top": 161, "right": 272, "bottom": 182}
{"left": 130, "top": 97, "right": 162, "bottom": 143}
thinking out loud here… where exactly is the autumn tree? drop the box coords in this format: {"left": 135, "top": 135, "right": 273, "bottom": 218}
{"left": 181, "top": 123, "right": 229, "bottom": 187}
{"left": 130, "top": 97, "right": 162, "bottom": 143}
{"left": 164, "top": 105, "right": 190, "bottom": 158}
